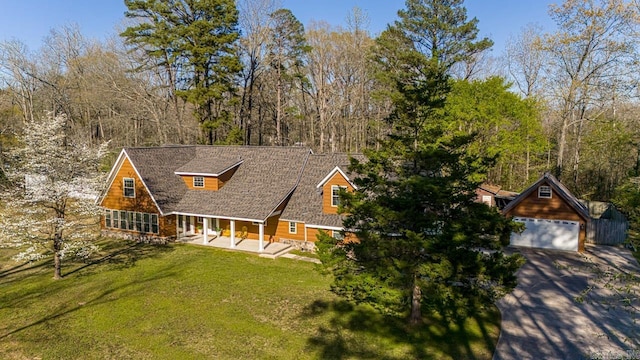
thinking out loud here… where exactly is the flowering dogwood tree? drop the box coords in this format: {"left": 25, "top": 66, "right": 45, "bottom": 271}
{"left": 0, "top": 113, "right": 107, "bottom": 279}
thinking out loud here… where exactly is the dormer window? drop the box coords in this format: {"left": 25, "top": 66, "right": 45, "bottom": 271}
{"left": 193, "top": 176, "right": 204, "bottom": 188}
{"left": 331, "top": 185, "right": 347, "bottom": 207}
{"left": 538, "top": 185, "right": 552, "bottom": 199}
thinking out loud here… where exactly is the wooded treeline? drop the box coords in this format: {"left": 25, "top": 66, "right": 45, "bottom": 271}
{"left": 1, "top": 0, "right": 640, "bottom": 201}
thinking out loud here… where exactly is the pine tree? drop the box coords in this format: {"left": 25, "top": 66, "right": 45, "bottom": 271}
{"left": 317, "top": 0, "right": 523, "bottom": 326}
{"left": 122, "top": 0, "right": 243, "bottom": 144}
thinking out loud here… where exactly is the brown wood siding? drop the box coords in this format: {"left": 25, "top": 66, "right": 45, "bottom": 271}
{"left": 180, "top": 175, "right": 220, "bottom": 191}
{"left": 159, "top": 215, "right": 177, "bottom": 237}
{"left": 322, "top": 172, "right": 353, "bottom": 214}
{"left": 276, "top": 220, "right": 305, "bottom": 242}
{"left": 506, "top": 181, "right": 587, "bottom": 252}
{"left": 100, "top": 157, "right": 159, "bottom": 214}
{"left": 476, "top": 188, "right": 495, "bottom": 207}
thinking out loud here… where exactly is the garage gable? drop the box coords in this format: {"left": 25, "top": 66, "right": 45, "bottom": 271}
{"left": 503, "top": 173, "right": 590, "bottom": 252}
{"left": 503, "top": 173, "right": 589, "bottom": 223}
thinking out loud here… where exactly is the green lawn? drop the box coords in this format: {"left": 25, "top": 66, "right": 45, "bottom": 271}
{"left": 0, "top": 239, "right": 500, "bottom": 359}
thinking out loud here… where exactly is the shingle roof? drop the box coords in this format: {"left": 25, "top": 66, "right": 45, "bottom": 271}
{"left": 125, "top": 146, "right": 196, "bottom": 213}
{"left": 174, "top": 151, "right": 244, "bottom": 175}
{"left": 502, "top": 172, "right": 590, "bottom": 221}
{"left": 125, "top": 146, "right": 311, "bottom": 221}
{"left": 281, "top": 153, "right": 363, "bottom": 227}
{"left": 174, "top": 146, "right": 310, "bottom": 220}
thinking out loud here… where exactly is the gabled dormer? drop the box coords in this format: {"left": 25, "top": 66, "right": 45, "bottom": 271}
{"left": 316, "top": 166, "right": 356, "bottom": 214}
{"left": 174, "top": 158, "right": 242, "bottom": 191}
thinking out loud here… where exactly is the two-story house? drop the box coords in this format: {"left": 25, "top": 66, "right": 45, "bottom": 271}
{"left": 97, "top": 146, "right": 358, "bottom": 251}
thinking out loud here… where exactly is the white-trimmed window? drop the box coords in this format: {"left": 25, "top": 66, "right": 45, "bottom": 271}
{"left": 332, "top": 230, "right": 344, "bottom": 241}
{"left": 105, "top": 210, "right": 112, "bottom": 227}
{"left": 331, "top": 185, "right": 347, "bottom": 207}
{"left": 112, "top": 210, "right": 119, "bottom": 228}
{"left": 143, "top": 213, "right": 150, "bottom": 233}
{"left": 288, "top": 221, "right": 297, "bottom": 234}
{"left": 120, "top": 211, "right": 127, "bottom": 229}
{"left": 538, "top": 185, "right": 552, "bottom": 199}
{"left": 151, "top": 214, "right": 159, "bottom": 234}
{"left": 196, "top": 216, "right": 203, "bottom": 224}
{"left": 193, "top": 176, "right": 204, "bottom": 188}
{"left": 135, "top": 212, "right": 143, "bottom": 232}
{"left": 123, "top": 178, "right": 135, "bottom": 198}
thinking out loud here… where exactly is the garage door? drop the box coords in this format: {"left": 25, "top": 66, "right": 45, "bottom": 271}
{"left": 511, "top": 217, "right": 579, "bottom": 251}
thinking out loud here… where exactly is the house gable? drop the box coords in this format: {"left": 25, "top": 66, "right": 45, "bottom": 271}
{"left": 99, "top": 152, "right": 161, "bottom": 214}
{"left": 321, "top": 169, "right": 354, "bottom": 214}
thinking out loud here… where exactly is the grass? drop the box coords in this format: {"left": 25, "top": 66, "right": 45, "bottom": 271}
{"left": 288, "top": 249, "right": 320, "bottom": 259}
{"left": 0, "top": 239, "right": 500, "bottom": 359}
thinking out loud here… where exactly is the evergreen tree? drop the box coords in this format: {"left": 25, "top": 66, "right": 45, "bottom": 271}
{"left": 317, "top": 0, "right": 523, "bottom": 326}
{"left": 267, "top": 9, "right": 309, "bottom": 146}
{"left": 122, "top": 0, "right": 243, "bottom": 144}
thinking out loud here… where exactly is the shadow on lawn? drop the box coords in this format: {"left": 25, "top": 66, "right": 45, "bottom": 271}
{"left": 0, "top": 239, "right": 174, "bottom": 281}
{"left": 0, "top": 264, "right": 178, "bottom": 341}
{"left": 64, "top": 239, "right": 175, "bottom": 277}
{"left": 302, "top": 300, "right": 499, "bottom": 360}
{"left": 0, "top": 240, "right": 180, "bottom": 340}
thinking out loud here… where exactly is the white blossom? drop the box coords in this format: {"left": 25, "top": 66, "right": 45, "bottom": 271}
{"left": 0, "top": 112, "right": 107, "bottom": 277}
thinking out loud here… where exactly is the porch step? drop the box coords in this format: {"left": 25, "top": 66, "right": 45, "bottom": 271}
{"left": 259, "top": 244, "right": 293, "bottom": 259}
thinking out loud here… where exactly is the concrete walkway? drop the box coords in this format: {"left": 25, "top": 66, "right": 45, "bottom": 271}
{"left": 494, "top": 246, "right": 640, "bottom": 360}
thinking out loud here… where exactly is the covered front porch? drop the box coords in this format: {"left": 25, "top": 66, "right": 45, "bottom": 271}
{"left": 176, "top": 214, "right": 272, "bottom": 253}
{"left": 178, "top": 233, "right": 291, "bottom": 257}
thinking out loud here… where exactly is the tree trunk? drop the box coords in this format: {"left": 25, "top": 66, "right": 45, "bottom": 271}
{"left": 409, "top": 280, "right": 422, "bottom": 325}
{"left": 53, "top": 233, "right": 62, "bottom": 280}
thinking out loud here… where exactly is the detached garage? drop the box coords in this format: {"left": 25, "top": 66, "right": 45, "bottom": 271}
{"left": 503, "top": 173, "right": 590, "bottom": 252}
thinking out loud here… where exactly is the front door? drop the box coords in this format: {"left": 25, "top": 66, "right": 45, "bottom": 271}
{"left": 186, "top": 216, "right": 191, "bottom": 234}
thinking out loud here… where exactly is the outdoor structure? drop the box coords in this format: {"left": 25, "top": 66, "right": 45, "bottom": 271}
{"left": 475, "top": 183, "right": 519, "bottom": 210}
{"left": 97, "top": 146, "right": 358, "bottom": 252}
{"left": 502, "top": 173, "right": 590, "bottom": 252}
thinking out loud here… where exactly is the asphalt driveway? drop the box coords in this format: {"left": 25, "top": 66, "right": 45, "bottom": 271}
{"left": 494, "top": 246, "right": 640, "bottom": 360}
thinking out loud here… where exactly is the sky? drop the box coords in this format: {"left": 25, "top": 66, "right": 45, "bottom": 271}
{"left": 0, "top": 1, "right": 557, "bottom": 56}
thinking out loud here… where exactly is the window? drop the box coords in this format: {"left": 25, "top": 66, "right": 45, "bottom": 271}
{"left": 193, "top": 176, "right": 204, "bottom": 188}
{"left": 112, "top": 210, "right": 119, "bottom": 228}
{"left": 143, "top": 213, "right": 150, "bottom": 233}
{"left": 482, "top": 195, "right": 492, "bottom": 206}
{"left": 288, "top": 221, "right": 297, "bottom": 234}
{"left": 331, "top": 185, "right": 347, "bottom": 207}
{"left": 120, "top": 211, "right": 127, "bottom": 229}
{"left": 196, "top": 216, "right": 203, "bottom": 224}
{"left": 135, "top": 212, "right": 142, "bottom": 232}
{"left": 151, "top": 214, "right": 159, "bottom": 234}
{"left": 128, "top": 212, "right": 134, "bottom": 230}
{"left": 104, "top": 209, "right": 159, "bottom": 234}
{"left": 123, "top": 178, "right": 135, "bottom": 198}
{"left": 332, "top": 230, "right": 344, "bottom": 241}
{"left": 538, "top": 185, "right": 552, "bottom": 199}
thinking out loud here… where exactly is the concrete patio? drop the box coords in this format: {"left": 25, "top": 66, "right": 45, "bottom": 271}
{"left": 178, "top": 234, "right": 292, "bottom": 258}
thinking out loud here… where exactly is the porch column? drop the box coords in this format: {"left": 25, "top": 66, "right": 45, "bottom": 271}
{"left": 203, "top": 217, "right": 209, "bottom": 244}
{"left": 230, "top": 220, "right": 236, "bottom": 248}
{"left": 182, "top": 216, "right": 187, "bottom": 237}
{"left": 258, "top": 223, "right": 264, "bottom": 252}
